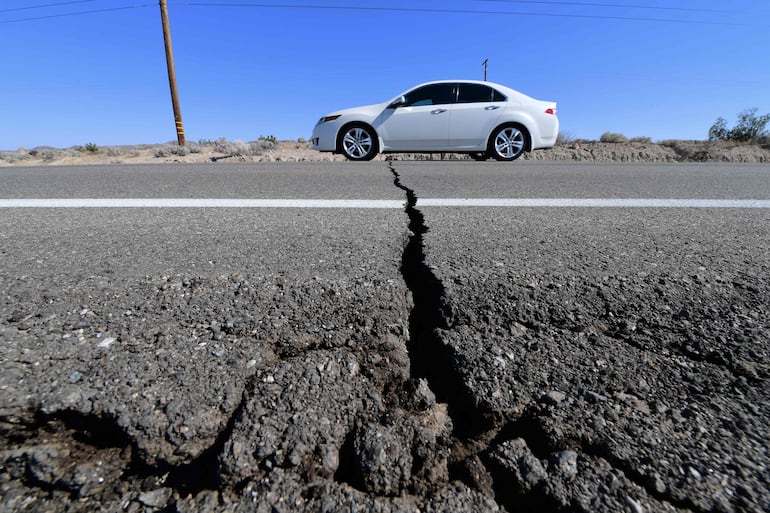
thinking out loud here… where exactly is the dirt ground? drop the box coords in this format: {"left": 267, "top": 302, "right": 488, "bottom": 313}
{"left": 2, "top": 139, "right": 769, "bottom": 166}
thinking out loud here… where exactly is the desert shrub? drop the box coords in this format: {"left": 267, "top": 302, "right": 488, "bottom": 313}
{"left": 0, "top": 151, "right": 32, "bottom": 164}
{"left": 251, "top": 137, "right": 277, "bottom": 153}
{"left": 709, "top": 107, "right": 770, "bottom": 142}
{"left": 106, "top": 147, "right": 123, "bottom": 157}
{"left": 297, "top": 137, "right": 307, "bottom": 144}
{"left": 629, "top": 136, "right": 652, "bottom": 144}
{"left": 600, "top": 132, "right": 628, "bottom": 143}
{"left": 172, "top": 145, "right": 190, "bottom": 156}
{"left": 208, "top": 137, "right": 277, "bottom": 157}
{"left": 556, "top": 131, "right": 575, "bottom": 145}
{"left": 37, "top": 150, "right": 59, "bottom": 161}
{"left": 155, "top": 145, "right": 189, "bottom": 157}
{"left": 213, "top": 137, "right": 235, "bottom": 154}
{"left": 85, "top": 142, "right": 99, "bottom": 153}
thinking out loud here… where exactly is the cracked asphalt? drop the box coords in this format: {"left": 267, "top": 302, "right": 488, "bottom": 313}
{"left": 1, "top": 162, "right": 769, "bottom": 512}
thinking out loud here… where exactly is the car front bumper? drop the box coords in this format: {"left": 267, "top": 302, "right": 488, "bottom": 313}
{"left": 311, "top": 121, "right": 339, "bottom": 152}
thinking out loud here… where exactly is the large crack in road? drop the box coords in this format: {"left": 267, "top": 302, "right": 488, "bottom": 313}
{"left": 388, "top": 163, "right": 688, "bottom": 513}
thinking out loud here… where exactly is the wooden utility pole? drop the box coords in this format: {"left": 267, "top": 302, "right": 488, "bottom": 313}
{"left": 482, "top": 59, "right": 488, "bottom": 81}
{"left": 159, "top": 0, "right": 185, "bottom": 146}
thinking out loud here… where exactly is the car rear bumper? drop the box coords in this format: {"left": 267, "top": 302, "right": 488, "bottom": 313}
{"left": 532, "top": 115, "right": 559, "bottom": 150}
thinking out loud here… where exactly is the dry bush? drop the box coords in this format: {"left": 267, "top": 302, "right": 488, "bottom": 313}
{"left": 709, "top": 107, "right": 770, "bottom": 142}
{"left": 599, "top": 132, "right": 628, "bottom": 143}
{"left": 556, "top": 131, "right": 575, "bottom": 145}
{"left": 0, "top": 151, "right": 32, "bottom": 164}
{"left": 209, "top": 137, "right": 278, "bottom": 157}
{"left": 155, "top": 145, "right": 190, "bottom": 157}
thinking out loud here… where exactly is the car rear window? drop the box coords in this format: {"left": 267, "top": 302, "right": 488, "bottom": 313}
{"left": 457, "top": 83, "right": 506, "bottom": 103}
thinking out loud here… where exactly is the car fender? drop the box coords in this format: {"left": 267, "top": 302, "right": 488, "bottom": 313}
{"left": 489, "top": 111, "right": 540, "bottom": 151}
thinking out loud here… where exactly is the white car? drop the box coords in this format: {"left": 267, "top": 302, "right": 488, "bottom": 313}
{"left": 311, "top": 80, "right": 558, "bottom": 161}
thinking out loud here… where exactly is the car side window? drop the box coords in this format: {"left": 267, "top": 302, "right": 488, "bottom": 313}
{"left": 403, "top": 84, "right": 455, "bottom": 107}
{"left": 457, "top": 83, "right": 507, "bottom": 103}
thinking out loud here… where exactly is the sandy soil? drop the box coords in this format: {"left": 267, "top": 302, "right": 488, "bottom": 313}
{"left": 2, "top": 139, "right": 769, "bottom": 166}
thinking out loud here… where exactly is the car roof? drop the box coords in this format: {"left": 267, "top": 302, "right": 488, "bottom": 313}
{"left": 402, "top": 80, "right": 523, "bottom": 99}
{"left": 411, "top": 79, "right": 507, "bottom": 88}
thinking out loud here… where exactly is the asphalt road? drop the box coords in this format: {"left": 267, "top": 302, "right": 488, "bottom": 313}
{"left": 1, "top": 162, "right": 768, "bottom": 513}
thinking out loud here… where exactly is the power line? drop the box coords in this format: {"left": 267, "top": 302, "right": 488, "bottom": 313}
{"left": 0, "top": 0, "right": 97, "bottom": 13}
{"left": 0, "top": 3, "right": 154, "bottom": 23}
{"left": 172, "top": 2, "right": 740, "bottom": 26}
{"left": 472, "top": 0, "right": 728, "bottom": 14}
{"left": 0, "top": 0, "right": 741, "bottom": 25}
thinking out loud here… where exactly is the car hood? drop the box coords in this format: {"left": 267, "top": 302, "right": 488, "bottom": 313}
{"left": 326, "top": 101, "right": 390, "bottom": 120}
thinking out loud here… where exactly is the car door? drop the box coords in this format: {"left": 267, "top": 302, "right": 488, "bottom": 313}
{"left": 449, "top": 83, "right": 506, "bottom": 149}
{"left": 377, "top": 83, "right": 455, "bottom": 151}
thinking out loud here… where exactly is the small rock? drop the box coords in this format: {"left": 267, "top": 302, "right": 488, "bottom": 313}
{"left": 541, "top": 390, "right": 566, "bottom": 405}
{"left": 585, "top": 390, "right": 608, "bottom": 403}
{"left": 68, "top": 371, "right": 84, "bottom": 384}
{"left": 617, "top": 319, "right": 637, "bottom": 335}
{"left": 409, "top": 378, "right": 436, "bottom": 411}
{"left": 509, "top": 322, "right": 528, "bottom": 337}
{"left": 489, "top": 438, "right": 546, "bottom": 492}
{"left": 625, "top": 495, "right": 644, "bottom": 513}
{"left": 96, "top": 337, "right": 116, "bottom": 348}
{"left": 648, "top": 473, "right": 666, "bottom": 493}
{"left": 137, "top": 488, "right": 172, "bottom": 508}
{"left": 548, "top": 450, "right": 578, "bottom": 478}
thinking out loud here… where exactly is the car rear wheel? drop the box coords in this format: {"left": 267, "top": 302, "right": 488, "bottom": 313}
{"left": 489, "top": 125, "right": 527, "bottom": 161}
{"left": 338, "top": 124, "right": 378, "bottom": 161}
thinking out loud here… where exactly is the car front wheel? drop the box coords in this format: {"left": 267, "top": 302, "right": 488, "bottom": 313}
{"left": 338, "top": 124, "right": 378, "bottom": 161}
{"left": 489, "top": 125, "right": 528, "bottom": 161}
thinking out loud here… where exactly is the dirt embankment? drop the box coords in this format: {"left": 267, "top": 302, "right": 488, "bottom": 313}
{"left": 2, "top": 140, "right": 769, "bottom": 166}
{"left": 525, "top": 140, "right": 770, "bottom": 163}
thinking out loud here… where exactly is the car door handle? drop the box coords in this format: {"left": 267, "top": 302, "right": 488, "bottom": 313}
{"left": 485, "top": 105, "right": 500, "bottom": 110}
{"left": 431, "top": 108, "right": 447, "bottom": 114}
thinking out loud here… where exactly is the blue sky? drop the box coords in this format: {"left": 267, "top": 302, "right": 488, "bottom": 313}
{"left": 1, "top": 0, "right": 768, "bottom": 149}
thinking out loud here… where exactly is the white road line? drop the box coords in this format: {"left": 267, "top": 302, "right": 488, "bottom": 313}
{"left": 418, "top": 198, "right": 770, "bottom": 208}
{"left": 1, "top": 198, "right": 770, "bottom": 208}
{"left": 0, "top": 199, "right": 405, "bottom": 208}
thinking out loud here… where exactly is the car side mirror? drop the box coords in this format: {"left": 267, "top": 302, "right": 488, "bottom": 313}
{"left": 388, "top": 96, "right": 406, "bottom": 108}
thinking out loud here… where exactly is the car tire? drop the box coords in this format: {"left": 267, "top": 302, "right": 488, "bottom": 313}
{"left": 488, "top": 124, "right": 528, "bottom": 161}
{"left": 469, "top": 152, "right": 488, "bottom": 161}
{"left": 338, "top": 123, "right": 378, "bottom": 161}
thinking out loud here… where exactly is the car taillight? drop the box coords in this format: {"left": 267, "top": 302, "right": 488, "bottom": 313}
{"left": 545, "top": 108, "right": 556, "bottom": 115}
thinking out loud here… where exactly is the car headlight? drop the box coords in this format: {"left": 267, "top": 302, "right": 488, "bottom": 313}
{"left": 320, "top": 115, "right": 341, "bottom": 123}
